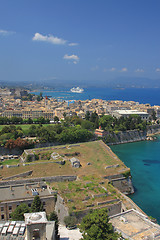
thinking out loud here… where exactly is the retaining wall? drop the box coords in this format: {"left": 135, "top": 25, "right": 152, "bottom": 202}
{"left": 0, "top": 175, "right": 77, "bottom": 186}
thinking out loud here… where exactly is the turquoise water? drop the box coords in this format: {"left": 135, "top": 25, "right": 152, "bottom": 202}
{"left": 111, "top": 136, "right": 160, "bottom": 222}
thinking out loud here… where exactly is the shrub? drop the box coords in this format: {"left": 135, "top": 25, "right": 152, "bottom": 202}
{"left": 34, "top": 154, "right": 39, "bottom": 161}
{"left": 26, "top": 155, "right": 32, "bottom": 162}
{"left": 122, "top": 170, "right": 131, "bottom": 178}
{"left": 64, "top": 215, "right": 77, "bottom": 228}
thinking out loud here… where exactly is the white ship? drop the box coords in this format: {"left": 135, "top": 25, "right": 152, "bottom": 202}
{"left": 70, "top": 87, "right": 84, "bottom": 93}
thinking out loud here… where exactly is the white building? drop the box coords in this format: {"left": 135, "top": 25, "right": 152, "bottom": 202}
{"left": 112, "top": 110, "right": 149, "bottom": 120}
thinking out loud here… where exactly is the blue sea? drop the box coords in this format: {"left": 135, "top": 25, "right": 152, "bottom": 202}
{"left": 32, "top": 86, "right": 160, "bottom": 221}
{"left": 31, "top": 87, "right": 160, "bottom": 106}
{"left": 111, "top": 137, "right": 160, "bottom": 223}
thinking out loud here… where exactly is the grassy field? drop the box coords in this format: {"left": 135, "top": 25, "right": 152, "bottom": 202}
{"left": 0, "top": 124, "right": 51, "bottom": 132}
{"left": 48, "top": 176, "right": 120, "bottom": 211}
{"left": 0, "top": 140, "right": 128, "bottom": 179}
{"left": 1, "top": 159, "right": 20, "bottom": 166}
{"left": 0, "top": 140, "right": 129, "bottom": 213}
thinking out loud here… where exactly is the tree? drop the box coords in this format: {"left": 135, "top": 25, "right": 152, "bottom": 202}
{"left": 85, "top": 111, "right": 90, "bottom": 121}
{"left": 90, "top": 111, "right": 99, "bottom": 123}
{"left": 81, "top": 120, "right": 94, "bottom": 130}
{"left": 48, "top": 211, "right": 59, "bottom": 236}
{"left": 37, "top": 117, "right": 46, "bottom": 124}
{"left": 99, "top": 115, "right": 114, "bottom": 130}
{"left": 5, "top": 137, "right": 33, "bottom": 150}
{"left": 28, "top": 125, "right": 37, "bottom": 137}
{"left": 31, "top": 195, "right": 43, "bottom": 212}
{"left": 58, "top": 128, "right": 93, "bottom": 144}
{"left": 54, "top": 116, "right": 59, "bottom": 122}
{"left": 80, "top": 208, "right": 119, "bottom": 240}
{"left": 37, "top": 92, "right": 43, "bottom": 101}
{"left": 64, "top": 215, "right": 77, "bottom": 228}
{"left": 11, "top": 203, "right": 30, "bottom": 221}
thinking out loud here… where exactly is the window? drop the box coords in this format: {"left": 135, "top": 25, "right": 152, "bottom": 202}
{"left": 9, "top": 214, "right": 11, "bottom": 219}
{"left": 1, "top": 207, "right": 4, "bottom": 212}
{"left": 9, "top": 206, "right": 12, "bottom": 211}
{"left": 43, "top": 202, "right": 46, "bottom": 206}
{"left": 1, "top": 214, "right": 4, "bottom": 220}
{"left": 28, "top": 203, "right": 31, "bottom": 208}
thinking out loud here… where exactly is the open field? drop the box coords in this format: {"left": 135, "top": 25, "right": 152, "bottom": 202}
{"left": 48, "top": 175, "right": 121, "bottom": 211}
{"left": 0, "top": 140, "right": 129, "bottom": 213}
{"left": 0, "top": 124, "right": 51, "bottom": 132}
{"left": 0, "top": 140, "right": 129, "bottom": 179}
{"left": 0, "top": 159, "right": 20, "bottom": 165}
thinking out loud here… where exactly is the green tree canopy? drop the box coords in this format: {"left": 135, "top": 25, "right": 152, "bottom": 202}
{"left": 85, "top": 111, "right": 90, "bottom": 121}
{"left": 80, "top": 208, "right": 119, "bottom": 240}
{"left": 99, "top": 115, "right": 114, "bottom": 130}
{"left": 11, "top": 203, "right": 30, "bottom": 221}
{"left": 31, "top": 195, "right": 43, "bottom": 212}
{"left": 48, "top": 211, "right": 59, "bottom": 235}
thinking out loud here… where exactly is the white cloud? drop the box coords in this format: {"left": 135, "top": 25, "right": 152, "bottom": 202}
{"left": 63, "top": 54, "right": 79, "bottom": 63}
{"left": 135, "top": 68, "right": 144, "bottom": 73}
{"left": 121, "top": 67, "right": 128, "bottom": 72}
{"left": 32, "top": 33, "right": 67, "bottom": 45}
{"left": 0, "top": 29, "right": 15, "bottom": 36}
{"left": 68, "top": 42, "right": 78, "bottom": 46}
{"left": 156, "top": 68, "right": 160, "bottom": 72}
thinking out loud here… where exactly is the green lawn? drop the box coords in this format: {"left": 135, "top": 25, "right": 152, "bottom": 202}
{"left": 0, "top": 124, "right": 51, "bottom": 132}
{"left": 1, "top": 159, "right": 20, "bottom": 165}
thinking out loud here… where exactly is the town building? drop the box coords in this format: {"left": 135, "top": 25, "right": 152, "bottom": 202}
{"left": 0, "top": 212, "right": 55, "bottom": 240}
{"left": 112, "top": 110, "right": 149, "bottom": 120}
{"left": 0, "top": 183, "right": 56, "bottom": 221}
{"left": 110, "top": 209, "right": 160, "bottom": 239}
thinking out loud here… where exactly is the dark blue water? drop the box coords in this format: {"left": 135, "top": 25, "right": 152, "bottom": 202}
{"left": 111, "top": 136, "right": 160, "bottom": 222}
{"left": 31, "top": 87, "right": 160, "bottom": 105}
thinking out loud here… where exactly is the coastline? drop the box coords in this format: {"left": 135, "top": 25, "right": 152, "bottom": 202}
{"left": 110, "top": 135, "right": 160, "bottom": 223}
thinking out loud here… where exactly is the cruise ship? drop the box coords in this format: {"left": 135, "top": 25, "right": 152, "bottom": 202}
{"left": 70, "top": 87, "right": 84, "bottom": 93}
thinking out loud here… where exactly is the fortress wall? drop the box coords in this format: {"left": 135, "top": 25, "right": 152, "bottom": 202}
{"left": 71, "top": 201, "right": 122, "bottom": 223}
{"left": 55, "top": 195, "right": 69, "bottom": 224}
{"left": 0, "top": 175, "right": 77, "bottom": 186}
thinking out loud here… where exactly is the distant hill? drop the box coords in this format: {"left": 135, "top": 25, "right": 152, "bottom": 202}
{"left": 1, "top": 77, "right": 160, "bottom": 89}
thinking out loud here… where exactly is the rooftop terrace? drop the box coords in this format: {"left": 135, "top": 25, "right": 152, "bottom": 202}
{"left": 0, "top": 183, "right": 50, "bottom": 202}
{"left": 110, "top": 209, "right": 160, "bottom": 239}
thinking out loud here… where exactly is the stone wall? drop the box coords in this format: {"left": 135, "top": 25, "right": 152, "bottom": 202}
{"left": 111, "top": 177, "right": 134, "bottom": 195}
{"left": 147, "top": 124, "right": 160, "bottom": 135}
{"left": 105, "top": 125, "right": 160, "bottom": 145}
{"left": 2, "top": 170, "right": 33, "bottom": 180}
{"left": 72, "top": 201, "right": 122, "bottom": 223}
{"left": 107, "top": 129, "right": 146, "bottom": 145}
{"left": 0, "top": 175, "right": 77, "bottom": 186}
{"left": 55, "top": 195, "right": 69, "bottom": 224}
{"left": 104, "top": 173, "right": 124, "bottom": 180}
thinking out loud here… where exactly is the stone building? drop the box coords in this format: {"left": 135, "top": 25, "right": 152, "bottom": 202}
{"left": 70, "top": 157, "right": 81, "bottom": 168}
{"left": 24, "top": 212, "right": 55, "bottom": 240}
{"left": 0, "top": 183, "right": 56, "bottom": 221}
{"left": 0, "top": 212, "right": 55, "bottom": 239}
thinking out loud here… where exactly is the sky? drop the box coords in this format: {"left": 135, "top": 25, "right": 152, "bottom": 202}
{"left": 1, "top": 0, "right": 160, "bottom": 87}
